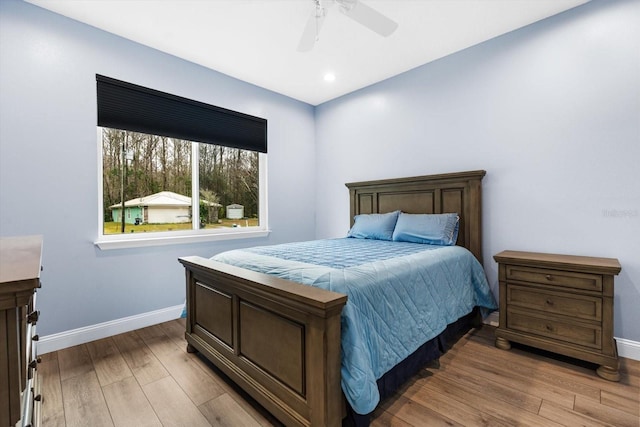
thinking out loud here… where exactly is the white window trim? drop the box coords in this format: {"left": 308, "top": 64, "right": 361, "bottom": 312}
{"left": 94, "top": 128, "right": 269, "bottom": 250}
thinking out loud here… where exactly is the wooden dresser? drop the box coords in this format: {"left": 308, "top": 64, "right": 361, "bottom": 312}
{"left": 493, "top": 250, "right": 622, "bottom": 381}
{"left": 0, "top": 235, "right": 43, "bottom": 427}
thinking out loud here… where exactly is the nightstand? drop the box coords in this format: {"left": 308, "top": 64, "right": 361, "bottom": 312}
{"left": 493, "top": 250, "right": 622, "bottom": 381}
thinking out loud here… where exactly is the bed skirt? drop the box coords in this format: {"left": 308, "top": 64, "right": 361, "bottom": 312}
{"left": 346, "top": 307, "right": 482, "bottom": 427}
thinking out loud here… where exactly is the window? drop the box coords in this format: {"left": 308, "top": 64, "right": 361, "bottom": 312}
{"left": 95, "top": 76, "right": 268, "bottom": 249}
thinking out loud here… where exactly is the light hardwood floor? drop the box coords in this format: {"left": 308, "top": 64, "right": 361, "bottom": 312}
{"left": 38, "top": 319, "right": 639, "bottom": 426}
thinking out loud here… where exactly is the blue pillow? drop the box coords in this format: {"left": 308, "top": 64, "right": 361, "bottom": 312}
{"left": 347, "top": 210, "right": 400, "bottom": 241}
{"left": 392, "top": 213, "right": 460, "bottom": 246}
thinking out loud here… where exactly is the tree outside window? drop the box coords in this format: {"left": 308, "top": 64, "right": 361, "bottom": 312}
{"left": 101, "top": 128, "right": 260, "bottom": 235}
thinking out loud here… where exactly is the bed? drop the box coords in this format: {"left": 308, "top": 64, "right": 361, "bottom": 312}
{"left": 179, "top": 170, "right": 495, "bottom": 426}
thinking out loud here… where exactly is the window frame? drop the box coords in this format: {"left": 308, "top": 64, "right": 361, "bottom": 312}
{"left": 94, "top": 128, "right": 269, "bottom": 250}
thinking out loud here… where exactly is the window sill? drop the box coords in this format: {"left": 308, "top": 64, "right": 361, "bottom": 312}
{"left": 94, "top": 228, "right": 270, "bottom": 250}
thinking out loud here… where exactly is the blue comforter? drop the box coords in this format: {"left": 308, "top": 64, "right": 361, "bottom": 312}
{"left": 212, "top": 238, "right": 497, "bottom": 414}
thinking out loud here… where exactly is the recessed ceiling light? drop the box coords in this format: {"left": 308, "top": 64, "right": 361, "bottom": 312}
{"left": 324, "top": 73, "right": 336, "bottom": 82}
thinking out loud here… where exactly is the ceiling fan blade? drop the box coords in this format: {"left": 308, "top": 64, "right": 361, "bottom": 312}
{"left": 297, "top": 7, "right": 326, "bottom": 52}
{"left": 339, "top": 0, "right": 398, "bottom": 37}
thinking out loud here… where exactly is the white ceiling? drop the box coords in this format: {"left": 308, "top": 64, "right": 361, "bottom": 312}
{"left": 25, "top": 0, "right": 590, "bottom": 106}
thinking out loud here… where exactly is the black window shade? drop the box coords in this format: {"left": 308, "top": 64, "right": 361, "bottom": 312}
{"left": 96, "top": 75, "right": 267, "bottom": 153}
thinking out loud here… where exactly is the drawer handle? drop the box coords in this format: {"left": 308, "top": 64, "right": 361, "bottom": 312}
{"left": 29, "top": 357, "right": 42, "bottom": 369}
{"left": 546, "top": 324, "right": 554, "bottom": 331}
{"left": 546, "top": 275, "right": 553, "bottom": 281}
{"left": 28, "top": 357, "right": 42, "bottom": 369}
{"left": 546, "top": 299, "right": 554, "bottom": 306}
{"left": 28, "top": 310, "right": 40, "bottom": 324}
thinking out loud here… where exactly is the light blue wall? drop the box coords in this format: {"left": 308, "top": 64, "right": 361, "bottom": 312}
{"left": 2, "top": 0, "right": 639, "bottom": 344}
{"left": 315, "top": 0, "right": 640, "bottom": 341}
{"left": 0, "top": 0, "right": 316, "bottom": 336}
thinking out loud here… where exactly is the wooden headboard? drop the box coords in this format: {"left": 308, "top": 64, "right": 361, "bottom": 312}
{"left": 346, "top": 170, "right": 486, "bottom": 263}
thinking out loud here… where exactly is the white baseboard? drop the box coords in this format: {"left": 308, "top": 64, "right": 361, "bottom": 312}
{"left": 616, "top": 338, "right": 640, "bottom": 361}
{"left": 483, "top": 310, "right": 500, "bottom": 327}
{"left": 38, "top": 305, "right": 640, "bottom": 362}
{"left": 37, "top": 304, "right": 184, "bottom": 354}
{"left": 483, "top": 311, "right": 640, "bottom": 361}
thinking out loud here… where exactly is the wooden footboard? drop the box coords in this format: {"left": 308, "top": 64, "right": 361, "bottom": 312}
{"left": 179, "top": 256, "right": 348, "bottom": 427}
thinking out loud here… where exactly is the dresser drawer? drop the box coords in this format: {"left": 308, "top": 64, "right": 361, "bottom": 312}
{"left": 507, "top": 285, "right": 602, "bottom": 322}
{"left": 507, "top": 308, "right": 602, "bottom": 349}
{"left": 506, "top": 265, "right": 602, "bottom": 292}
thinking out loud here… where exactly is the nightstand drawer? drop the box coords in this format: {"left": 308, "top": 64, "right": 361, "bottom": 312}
{"left": 507, "top": 285, "right": 602, "bottom": 322}
{"left": 506, "top": 265, "right": 602, "bottom": 292}
{"left": 507, "top": 308, "right": 602, "bottom": 349}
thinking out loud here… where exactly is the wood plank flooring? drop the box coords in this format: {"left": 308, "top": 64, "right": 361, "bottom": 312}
{"left": 38, "top": 319, "right": 639, "bottom": 426}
